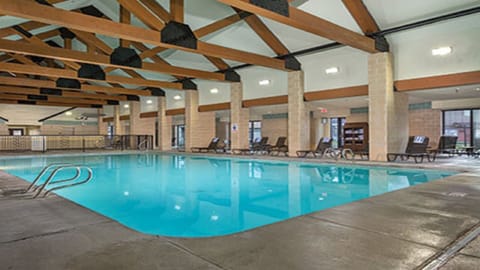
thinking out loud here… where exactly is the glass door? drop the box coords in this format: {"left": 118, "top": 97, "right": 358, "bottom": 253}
{"left": 330, "top": 117, "right": 346, "bottom": 148}
{"left": 443, "top": 110, "right": 472, "bottom": 147}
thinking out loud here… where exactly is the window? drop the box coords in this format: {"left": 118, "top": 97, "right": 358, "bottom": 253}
{"left": 9, "top": 129, "right": 23, "bottom": 136}
{"left": 330, "top": 117, "right": 346, "bottom": 148}
{"left": 443, "top": 109, "right": 480, "bottom": 147}
{"left": 248, "top": 121, "right": 262, "bottom": 143}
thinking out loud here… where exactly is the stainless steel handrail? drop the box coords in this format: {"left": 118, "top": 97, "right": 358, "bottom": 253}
{"left": 26, "top": 163, "right": 73, "bottom": 192}
{"left": 33, "top": 166, "right": 82, "bottom": 198}
{"left": 43, "top": 167, "right": 93, "bottom": 198}
{"left": 138, "top": 139, "right": 148, "bottom": 151}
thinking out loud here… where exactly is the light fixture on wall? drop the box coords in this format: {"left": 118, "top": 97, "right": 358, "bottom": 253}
{"left": 173, "top": 95, "right": 182, "bottom": 100}
{"left": 432, "top": 46, "right": 452, "bottom": 56}
{"left": 259, "top": 79, "right": 270, "bottom": 86}
{"left": 321, "top": 117, "right": 328, "bottom": 124}
{"left": 124, "top": 104, "right": 129, "bottom": 108}
{"left": 146, "top": 99, "right": 153, "bottom": 104}
{"left": 210, "top": 88, "right": 219, "bottom": 94}
{"left": 65, "top": 111, "right": 72, "bottom": 116}
{"left": 325, "top": 67, "right": 339, "bottom": 74}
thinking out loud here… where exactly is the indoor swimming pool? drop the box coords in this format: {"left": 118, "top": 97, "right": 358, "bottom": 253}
{"left": 0, "top": 153, "right": 456, "bottom": 237}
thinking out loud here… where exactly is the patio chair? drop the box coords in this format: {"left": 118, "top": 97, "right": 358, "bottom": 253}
{"left": 267, "top": 136, "right": 288, "bottom": 156}
{"left": 191, "top": 137, "right": 220, "bottom": 153}
{"left": 428, "top": 135, "right": 458, "bottom": 160}
{"left": 296, "top": 137, "right": 332, "bottom": 158}
{"left": 387, "top": 136, "right": 432, "bottom": 163}
{"left": 252, "top": 136, "right": 269, "bottom": 154}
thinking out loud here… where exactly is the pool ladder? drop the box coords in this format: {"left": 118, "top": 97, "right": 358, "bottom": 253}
{"left": 25, "top": 163, "right": 93, "bottom": 198}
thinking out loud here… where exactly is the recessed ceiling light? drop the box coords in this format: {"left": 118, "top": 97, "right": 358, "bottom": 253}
{"left": 259, "top": 79, "right": 270, "bottom": 86}
{"left": 325, "top": 67, "right": 339, "bottom": 74}
{"left": 124, "top": 104, "right": 129, "bottom": 108}
{"left": 173, "top": 95, "right": 182, "bottom": 100}
{"left": 146, "top": 99, "right": 153, "bottom": 104}
{"left": 210, "top": 88, "right": 219, "bottom": 94}
{"left": 476, "top": 88, "right": 480, "bottom": 92}
{"left": 65, "top": 111, "right": 72, "bottom": 116}
{"left": 432, "top": 46, "right": 452, "bottom": 56}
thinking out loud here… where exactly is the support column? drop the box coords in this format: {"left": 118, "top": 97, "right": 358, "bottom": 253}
{"left": 113, "top": 105, "right": 122, "bottom": 135}
{"left": 97, "top": 108, "right": 107, "bottom": 135}
{"left": 230, "top": 82, "right": 249, "bottom": 150}
{"left": 185, "top": 90, "right": 216, "bottom": 152}
{"left": 129, "top": 101, "right": 141, "bottom": 135}
{"left": 157, "top": 95, "right": 172, "bottom": 151}
{"left": 288, "top": 71, "right": 309, "bottom": 157}
{"left": 368, "top": 52, "right": 408, "bottom": 161}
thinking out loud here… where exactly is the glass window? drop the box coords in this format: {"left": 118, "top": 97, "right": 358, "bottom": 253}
{"left": 443, "top": 110, "right": 472, "bottom": 147}
{"left": 330, "top": 117, "right": 345, "bottom": 148}
{"left": 249, "top": 121, "right": 262, "bottom": 143}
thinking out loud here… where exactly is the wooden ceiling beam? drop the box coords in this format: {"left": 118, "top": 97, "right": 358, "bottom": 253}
{"left": 0, "top": 38, "right": 225, "bottom": 82}
{"left": 119, "top": 5, "right": 132, "bottom": 47}
{"left": 241, "top": 13, "right": 290, "bottom": 55}
{"left": 170, "top": 0, "right": 184, "bottom": 22}
{"left": 0, "top": 99, "right": 99, "bottom": 108}
{"left": 118, "top": 0, "right": 164, "bottom": 31}
{"left": 0, "top": 0, "right": 290, "bottom": 70}
{"left": 341, "top": 0, "right": 379, "bottom": 35}
{"left": 138, "top": 0, "right": 171, "bottom": 23}
{"left": 217, "top": 0, "right": 378, "bottom": 53}
{"left": 0, "top": 85, "right": 128, "bottom": 101}
{"left": 0, "top": 92, "right": 108, "bottom": 105}
{"left": 0, "top": 76, "right": 152, "bottom": 96}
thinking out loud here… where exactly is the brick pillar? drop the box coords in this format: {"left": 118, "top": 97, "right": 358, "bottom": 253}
{"left": 129, "top": 101, "right": 141, "bottom": 135}
{"left": 368, "top": 52, "right": 409, "bottom": 161}
{"left": 230, "top": 82, "right": 249, "bottom": 150}
{"left": 97, "top": 108, "right": 108, "bottom": 135}
{"left": 113, "top": 105, "right": 122, "bottom": 135}
{"left": 157, "top": 96, "right": 172, "bottom": 151}
{"left": 185, "top": 90, "right": 216, "bottom": 152}
{"left": 288, "top": 71, "right": 309, "bottom": 157}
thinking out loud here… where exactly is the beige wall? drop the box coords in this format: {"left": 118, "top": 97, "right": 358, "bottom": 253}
{"left": 0, "top": 124, "right": 8, "bottom": 135}
{"left": 262, "top": 117, "right": 288, "bottom": 145}
{"left": 40, "top": 124, "right": 98, "bottom": 135}
{"left": 409, "top": 109, "right": 442, "bottom": 147}
{"left": 216, "top": 119, "right": 229, "bottom": 142}
{"left": 347, "top": 113, "right": 368, "bottom": 123}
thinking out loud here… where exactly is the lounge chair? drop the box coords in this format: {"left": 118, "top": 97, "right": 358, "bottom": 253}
{"left": 267, "top": 136, "right": 288, "bottom": 156}
{"left": 251, "top": 136, "right": 269, "bottom": 154}
{"left": 428, "top": 136, "right": 458, "bottom": 160}
{"left": 296, "top": 137, "right": 332, "bottom": 158}
{"left": 387, "top": 136, "right": 432, "bottom": 163}
{"left": 191, "top": 137, "right": 220, "bottom": 153}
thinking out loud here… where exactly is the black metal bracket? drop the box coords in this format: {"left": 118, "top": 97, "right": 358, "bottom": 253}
{"left": 373, "top": 35, "right": 390, "bottom": 52}
{"left": 40, "top": 88, "right": 62, "bottom": 96}
{"left": 56, "top": 78, "right": 81, "bottom": 89}
{"left": 250, "top": 0, "right": 289, "bottom": 17}
{"left": 148, "top": 88, "right": 166, "bottom": 96}
{"left": 107, "top": 100, "right": 120, "bottom": 105}
{"left": 161, "top": 21, "right": 197, "bottom": 49}
{"left": 80, "top": 6, "right": 104, "bottom": 17}
{"left": 27, "top": 94, "right": 48, "bottom": 101}
{"left": 224, "top": 70, "right": 241, "bottom": 82}
{"left": 283, "top": 55, "right": 302, "bottom": 70}
{"left": 91, "top": 104, "right": 103, "bottom": 108}
{"left": 110, "top": 47, "right": 142, "bottom": 68}
{"left": 18, "top": 100, "right": 36, "bottom": 105}
{"left": 78, "top": 64, "right": 106, "bottom": 80}
{"left": 182, "top": 79, "right": 197, "bottom": 90}
{"left": 126, "top": 95, "right": 140, "bottom": 101}
{"left": 59, "top": 27, "right": 76, "bottom": 40}
{"left": 35, "top": 0, "right": 52, "bottom": 6}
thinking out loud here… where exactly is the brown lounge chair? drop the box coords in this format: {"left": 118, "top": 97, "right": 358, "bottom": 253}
{"left": 296, "top": 137, "right": 332, "bottom": 158}
{"left": 428, "top": 135, "right": 458, "bottom": 160}
{"left": 387, "top": 136, "right": 432, "bottom": 163}
{"left": 232, "top": 137, "right": 269, "bottom": 155}
{"left": 267, "top": 136, "right": 288, "bottom": 156}
{"left": 191, "top": 137, "right": 220, "bottom": 153}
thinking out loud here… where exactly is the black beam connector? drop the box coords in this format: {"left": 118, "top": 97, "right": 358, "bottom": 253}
{"left": 80, "top": 6, "right": 104, "bottom": 17}
{"left": 161, "top": 21, "right": 197, "bottom": 49}
{"left": 284, "top": 55, "right": 302, "bottom": 70}
{"left": 35, "top": 0, "right": 53, "bottom": 6}
{"left": 182, "top": 79, "right": 197, "bottom": 90}
{"left": 78, "top": 64, "right": 106, "bottom": 80}
{"left": 56, "top": 78, "right": 81, "bottom": 89}
{"left": 38, "top": 106, "right": 77, "bottom": 122}
{"left": 373, "top": 35, "right": 389, "bottom": 52}
{"left": 126, "top": 95, "right": 140, "bottom": 101}
{"left": 40, "top": 88, "right": 62, "bottom": 96}
{"left": 107, "top": 100, "right": 120, "bottom": 105}
{"left": 59, "top": 27, "right": 76, "bottom": 40}
{"left": 224, "top": 70, "right": 241, "bottom": 82}
{"left": 238, "top": 10, "right": 253, "bottom": 19}
{"left": 27, "top": 94, "right": 48, "bottom": 101}
{"left": 148, "top": 88, "right": 166, "bottom": 96}
{"left": 91, "top": 104, "right": 103, "bottom": 108}
{"left": 250, "top": 0, "right": 289, "bottom": 17}
{"left": 110, "top": 47, "right": 142, "bottom": 68}
{"left": 18, "top": 100, "right": 36, "bottom": 105}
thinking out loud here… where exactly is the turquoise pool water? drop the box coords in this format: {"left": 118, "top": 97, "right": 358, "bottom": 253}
{"left": 0, "top": 154, "right": 455, "bottom": 237}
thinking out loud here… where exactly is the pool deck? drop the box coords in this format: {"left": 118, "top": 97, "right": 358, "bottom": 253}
{"left": 0, "top": 151, "right": 479, "bottom": 269}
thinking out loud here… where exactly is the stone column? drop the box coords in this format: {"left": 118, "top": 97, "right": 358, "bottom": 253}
{"left": 97, "top": 108, "right": 108, "bottom": 135}
{"left": 230, "top": 82, "right": 249, "bottom": 150}
{"left": 288, "top": 71, "right": 309, "bottom": 157}
{"left": 113, "top": 105, "right": 122, "bottom": 135}
{"left": 157, "top": 96, "right": 172, "bottom": 151}
{"left": 129, "top": 101, "right": 141, "bottom": 135}
{"left": 184, "top": 90, "right": 216, "bottom": 152}
{"left": 368, "top": 52, "right": 409, "bottom": 161}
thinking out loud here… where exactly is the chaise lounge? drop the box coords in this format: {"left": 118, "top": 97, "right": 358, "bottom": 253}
{"left": 296, "top": 137, "right": 333, "bottom": 158}
{"left": 387, "top": 136, "right": 432, "bottom": 163}
{"left": 191, "top": 137, "right": 220, "bottom": 153}
{"left": 267, "top": 136, "right": 288, "bottom": 156}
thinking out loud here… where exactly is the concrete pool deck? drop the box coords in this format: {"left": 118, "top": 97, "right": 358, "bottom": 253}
{"left": 0, "top": 152, "right": 479, "bottom": 269}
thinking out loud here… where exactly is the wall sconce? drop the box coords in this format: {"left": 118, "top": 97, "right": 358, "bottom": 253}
{"left": 321, "top": 117, "right": 328, "bottom": 124}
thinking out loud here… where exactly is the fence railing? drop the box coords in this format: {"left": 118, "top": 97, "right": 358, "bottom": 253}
{"left": 0, "top": 135, "right": 153, "bottom": 152}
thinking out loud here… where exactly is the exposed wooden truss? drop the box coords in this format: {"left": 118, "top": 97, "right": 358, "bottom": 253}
{"left": 341, "top": 0, "right": 379, "bottom": 35}
{"left": 0, "top": 85, "right": 128, "bottom": 101}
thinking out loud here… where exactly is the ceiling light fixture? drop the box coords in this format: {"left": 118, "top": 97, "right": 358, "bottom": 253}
{"left": 173, "top": 95, "right": 182, "bottom": 100}
{"left": 210, "top": 88, "right": 219, "bottom": 94}
{"left": 146, "top": 99, "right": 153, "bottom": 104}
{"left": 259, "top": 79, "right": 270, "bottom": 86}
{"left": 476, "top": 88, "right": 480, "bottom": 92}
{"left": 325, "top": 67, "right": 339, "bottom": 74}
{"left": 432, "top": 46, "right": 452, "bottom": 56}
{"left": 124, "top": 104, "right": 129, "bottom": 108}
{"left": 65, "top": 111, "right": 72, "bottom": 116}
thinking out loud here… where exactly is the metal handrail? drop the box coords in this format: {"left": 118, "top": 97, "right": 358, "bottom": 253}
{"left": 32, "top": 167, "right": 81, "bottom": 192}
{"left": 43, "top": 167, "right": 93, "bottom": 198}
{"left": 32, "top": 166, "right": 82, "bottom": 198}
{"left": 138, "top": 139, "right": 149, "bottom": 151}
{"left": 26, "top": 163, "right": 73, "bottom": 192}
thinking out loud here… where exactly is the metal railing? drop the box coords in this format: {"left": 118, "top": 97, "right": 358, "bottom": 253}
{"left": 0, "top": 135, "right": 153, "bottom": 152}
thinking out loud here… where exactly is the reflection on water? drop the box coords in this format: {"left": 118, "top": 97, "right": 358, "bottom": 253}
{"left": 0, "top": 154, "right": 455, "bottom": 237}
